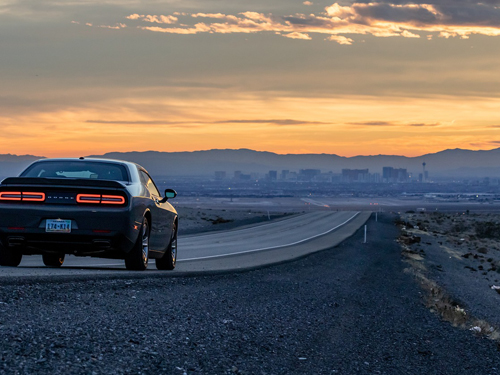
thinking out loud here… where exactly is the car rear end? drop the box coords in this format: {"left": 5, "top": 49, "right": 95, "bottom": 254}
{"left": 0, "top": 177, "right": 139, "bottom": 258}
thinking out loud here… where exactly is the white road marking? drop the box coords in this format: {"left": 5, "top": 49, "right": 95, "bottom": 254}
{"left": 182, "top": 213, "right": 308, "bottom": 239}
{"left": 179, "top": 211, "right": 360, "bottom": 262}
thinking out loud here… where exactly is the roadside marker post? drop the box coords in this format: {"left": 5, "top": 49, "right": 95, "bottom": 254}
{"left": 376, "top": 212, "right": 378, "bottom": 222}
{"left": 363, "top": 225, "right": 367, "bottom": 244}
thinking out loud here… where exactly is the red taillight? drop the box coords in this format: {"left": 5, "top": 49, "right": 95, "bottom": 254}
{"left": 77, "top": 194, "right": 125, "bottom": 205}
{"left": 22, "top": 192, "right": 45, "bottom": 202}
{"left": 0, "top": 192, "right": 22, "bottom": 201}
{"left": 0, "top": 191, "right": 45, "bottom": 202}
{"left": 76, "top": 194, "right": 101, "bottom": 203}
{"left": 101, "top": 195, "right": 125, "bottom": 205}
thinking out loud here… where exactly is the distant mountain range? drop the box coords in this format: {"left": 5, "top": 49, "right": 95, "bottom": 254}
{"left": 1, "top": 148, "right": 500, "bottom": 179}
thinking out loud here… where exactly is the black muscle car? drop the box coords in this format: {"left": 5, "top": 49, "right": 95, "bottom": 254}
{"left": 0, "top": 158, "right": 178, "bottom": 271}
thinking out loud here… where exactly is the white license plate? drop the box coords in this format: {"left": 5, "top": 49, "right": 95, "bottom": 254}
{"left": 46, "top": 219, "right": 71, "bottom": 233}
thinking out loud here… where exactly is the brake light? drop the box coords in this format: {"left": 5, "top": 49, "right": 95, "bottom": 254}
{"left": 101, "top": 195, "right": 125, "bottom": 205}
{"left": 0, "top": 191, "right": 45, "bottom": 202}
{"left": 77, "top": 194, "right": 126, "bottom": 205}
{"left": 22, "top": 192, "right": 45, "bottom": 202}
{"left": 76, "top": 194, "right": 101, "bottom": 203}
{"left": 0, "top": 192, "right": 22, "bottom": 201}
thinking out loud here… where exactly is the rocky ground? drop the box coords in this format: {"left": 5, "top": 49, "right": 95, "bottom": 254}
{"left": 398, "top": 211, "right": 500, "bottom": 339}
{"left": 176, "top": 207, "right": 295, "bottom": 236}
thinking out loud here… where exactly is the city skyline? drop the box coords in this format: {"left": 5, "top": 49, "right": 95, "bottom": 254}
{"left": 1, "top": 0, "right": 500, "bottom": 157}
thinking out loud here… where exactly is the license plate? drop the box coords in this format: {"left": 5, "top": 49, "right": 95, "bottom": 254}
{"left": 46, "top": 219, "right": 71, "bottom": 233}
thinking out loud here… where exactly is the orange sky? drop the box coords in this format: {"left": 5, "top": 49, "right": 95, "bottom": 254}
{"left": 1, "top": 1, "right": 500, "bottom": 158}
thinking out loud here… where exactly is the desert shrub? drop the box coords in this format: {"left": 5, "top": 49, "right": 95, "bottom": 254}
{"left": 452, "top": 222, "right": 468, "bottom": 233}
{"left": 475, "top": 221, "right": 500, "bottom": 239}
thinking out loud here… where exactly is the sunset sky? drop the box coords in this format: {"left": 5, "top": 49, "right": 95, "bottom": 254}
{"left": 1, "top": 0, "right": 500, "bottom": 157}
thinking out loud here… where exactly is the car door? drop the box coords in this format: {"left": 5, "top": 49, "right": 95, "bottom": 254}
{"left": 140, "top": 171, "right": 173, "bottom": 251}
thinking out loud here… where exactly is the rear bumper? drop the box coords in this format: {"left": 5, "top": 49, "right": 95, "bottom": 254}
{"left": 0, "top": 204, "right": 141, "bottom": 257}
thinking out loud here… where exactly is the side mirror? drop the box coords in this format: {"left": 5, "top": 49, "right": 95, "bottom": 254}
{"left": 159, "top": 188, "right": 177, "bottom": 203}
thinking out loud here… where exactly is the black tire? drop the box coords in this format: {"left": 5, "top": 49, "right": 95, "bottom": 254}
{"left": 125, "top": 217, "right": 150, "bottom": 271}
{"left": 0, "top": 244, "right": 22, "bottom": 267}
{"left": 156, "top": 224, "right": 177, "bottom": 271}
{"left": 42, "top": 253, "right": 65, "bottom": 267}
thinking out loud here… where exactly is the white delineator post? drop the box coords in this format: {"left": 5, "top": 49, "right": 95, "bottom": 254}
{"left": 364, "top": 225, "right": 367, "bottom": 243}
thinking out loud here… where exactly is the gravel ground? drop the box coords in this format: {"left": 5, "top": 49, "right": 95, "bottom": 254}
{"left": 399, "top": 212, "right": 500, "bottom": 327}
{"left": 0, "top": 213, "right": 499, "bottom": 374}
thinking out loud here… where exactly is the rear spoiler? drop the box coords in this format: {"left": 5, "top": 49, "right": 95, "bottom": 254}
{"left": 1, "top": 177, "right": 127, "bottom": 189}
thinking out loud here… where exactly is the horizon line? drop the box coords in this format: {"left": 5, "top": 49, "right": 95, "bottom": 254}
{"left": 2, "top": 146, "right": 500, "bottom": 160}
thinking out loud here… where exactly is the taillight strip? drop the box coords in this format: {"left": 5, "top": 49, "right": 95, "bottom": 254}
{"left": 22, "top": 192, "right": 46, "bottom": 202}
{"left": 0, "top": 192, "right": 22, "bottom": 201}
{"left": 0, "top": 191, "right": 46, "bottom": 202}
{"left": 77, "top": 194, "right": 126, "bottom": 205}
{"left": 101, "top": 195, "right": 126, "bottom": 204}
{"left": 76, "top": 194, "right": 101, "bottom": 203}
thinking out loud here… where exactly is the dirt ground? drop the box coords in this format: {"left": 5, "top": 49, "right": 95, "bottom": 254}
{"left": 398, "top": 211, "right": 500, "bottom": 342}
{"left": 176, "top": 206, "right": 295, "bottom": 235}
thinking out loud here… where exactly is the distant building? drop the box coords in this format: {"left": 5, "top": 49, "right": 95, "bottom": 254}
{"left": 299, "top": 169, "right": 321, "bottom": 181}
{"left": 233, "top": 171, "right": 251, "bottom": 181}
{"left": 267, "top": 170, "right": 278, "bottom": 181}
{"left": 341, "top": 169, "right": 370, "bottom": 183}
{"left": 215, "top": 171, "right": 226, "bottom": 180}
{"left": 280, "top": 170, "right": 289, "bottom": 181}
{"left": 383, "top": 167, "right": 408, "bottom": 183}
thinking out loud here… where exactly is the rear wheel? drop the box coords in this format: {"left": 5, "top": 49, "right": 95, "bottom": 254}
{"left": 42, "top": 253, "right": 65, "bottom": 267}
{"left": 156, "top": 224, "right": 177, "bottom": 270}
{"left": 0, "top": 244, "right": 22, "bottom": 267}
{"left": 125, "top": 217, "right": 149, "bottom": 271}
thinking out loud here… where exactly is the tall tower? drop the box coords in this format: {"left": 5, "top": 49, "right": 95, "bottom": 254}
{"left": 422, "top": 162, "right": 426, "bottom": 183}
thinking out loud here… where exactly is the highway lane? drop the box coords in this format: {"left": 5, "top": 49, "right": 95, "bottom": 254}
{"left": 0, "top": 211, "right": 370, "bottom": 277}
{"left": 179, "top": 211, "right": 358, "bottom": 260}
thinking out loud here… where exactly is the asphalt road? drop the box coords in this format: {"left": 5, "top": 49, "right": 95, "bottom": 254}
{"left": 0, "top": 211, "right": 368, "bottom": 277}
{"left": 0, "top": 213, "right": 498, "bottom": 374}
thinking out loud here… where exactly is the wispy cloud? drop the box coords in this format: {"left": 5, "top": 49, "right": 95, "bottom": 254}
{"left": 86, "top": 119, "right": 331, "bottom": 126}
{"left": 348, "top": 121, "right": 441, "bottom": 127}
{"left": 90, "top": 1, "right": 500, "bottom": 44}
{"left": 349, "top": 121, "right": 395, "bottom": 126}
{"left": 214, "top": 119, "right": 330, "bottom": 126}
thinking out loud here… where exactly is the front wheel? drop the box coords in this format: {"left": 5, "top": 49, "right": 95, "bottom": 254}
{"left": 156, "top": 224, "right": 177, "bottom": 270}
{"left": 125, "top": 217, "right": 150, "bottom": 271}
{"left": 0, "top": 244, "right": 22, "bottom": 267}
{"left": 42, "top": 253, "right": 65, "bottom": 267}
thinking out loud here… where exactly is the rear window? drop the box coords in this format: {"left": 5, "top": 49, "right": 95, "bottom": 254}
{"left": 20, "top": 161, "right": 130, "bottom": 182}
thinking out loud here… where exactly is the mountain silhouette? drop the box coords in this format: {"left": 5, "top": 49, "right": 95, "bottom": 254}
{"left": 1, "top": 148, "right": 499, "bottom": 178}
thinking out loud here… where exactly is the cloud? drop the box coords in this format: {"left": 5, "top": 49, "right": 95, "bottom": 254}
{"left": 85, "top": 120, "right": 198, "bottom": 128}
{"left": 126, "top": 14, "right": 177, "bottom": 24}
{"left": 348, "top": 121, "right": 395, "bottom": 126}
{"left": 282, "top": 32, "right": 312, "bottom": 40}
{"left": 348, "top": 121, "right": 441, "bottom": 127}
{"left": 409, "top": 122, "right": 440, "bottom": 126}
{"left": 214, "top": 119, "right": 330, "bottom": 126}
{"left": 303, "top": 1, "right": 313, "bottom": 5}
{"left": 326, "top": 35, "right": 354, "bottom": 44}
{"left": 102, "top": 2, "right": 500, "bottom": 44}
{"left": 86, "top": 119, "right": 331, "bottom": 126}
